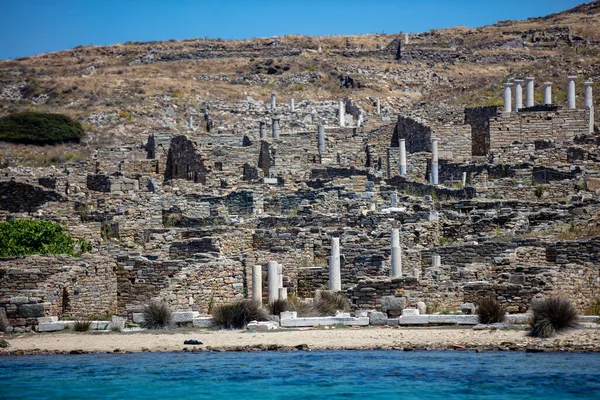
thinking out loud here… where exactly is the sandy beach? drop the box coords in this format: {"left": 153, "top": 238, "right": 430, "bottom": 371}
{"left": 2, "top": 326, "right": 599, "bottom": 355}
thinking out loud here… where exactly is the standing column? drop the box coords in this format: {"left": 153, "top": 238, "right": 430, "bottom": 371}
{"left": 503, "top": 83, "right": 512, "bottom": 113}
{"left": 390, "top": 229, "right": 402, "bottom": 278}
{"left": 584, "top": 81, "right": 594, "bottom": 133}
{"left": 567, "top": 76, "right": 577, "bottom": 109}
{"left": 404, "top": 33, "right": 409, "bottom": 45}
{"left": 338, "top": 100, "right": 345, "bottom": 127}
{"left": 252, "top": 265, "right": 262, "bottom": 304}
{"left": 543, "top": 82, "right": 553, "bottom": 105}
{"left": 431, "top": 254, "right": 441, "bottom": 268}
{"left": 270, "top": 93, "right": 276, "bottom": 111}
{"left": 376, "top": 98, "right": 381, "bottom": 115}
{"left": 278, "top": 263, "right": 283, "bottom": 290}
{"left": 430, "top": 138, "right": 439, "bottom": 185}
{"left": 188, "top": 115, "right": 194, "bottom": 130}
{"left": 271, "top": 117, "right": 280, "bottom": 139}
{"left": 399, "top": 139, "right": 407, "bottom": 175}
{"left": 328, "top": 238, "right": 341, "bottom": 291}
{"left": 318, "top": 124, "right": 326, "bottom": 154}
{"left": 513, "top": 79, "right": 523, "bottom": 111}
{"left": 259, "top": 120, "right": 266, "bottom": 139}
{"left": 267, "top": 261, "right": 279, "bottom": 304}
{"left": 525, "top": 77, "right": 535, "bottom": 108}
{"left": 461, "top": 172, "right": 467, "bottom": 186}
{"left": 290, "top": 98, "right": 295, "bottom": 113}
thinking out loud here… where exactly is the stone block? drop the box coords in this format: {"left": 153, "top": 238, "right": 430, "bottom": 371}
{"left": 380, "top": 296, "right": 406, "bottom": 314}
{"left": 37, "top": 316, "right": 58, "bottom": 324}
{"left": 132, "top": 313, "right": 145, "bottom": 324}
{"left": 387, "top": 318, "right": 400, "bottom": 326}
{"left": 10, "top": 296, "right": 29, "bottom": 304}
{"left": 402, "top": 308, "right": 420, "bottom": 316}
{"left": 280, "top": 311, "right": 297, "bottom": 320}
{"left": 37, "top": 322, "right": 67, "bottom": 332}
{"left": 430, "top": 315, "right": 479, "bottom": 325}
{"left": 369, "top": 311, "right": 388, "bottom": 326}
{"left": 398, "top": 315, "right": 430, "bottom": 325}
{"left": 504, "top": 314, "right": 531, "bottom": 324}
{"left": 172, "top": 311, "right": 200, "bottom": 323}
{"left": 17, "top": 303, "right": 45, "bottom": 318}
{"left": 354, "top": 310, "right": 371, "bottom": 317}
{"left": 460, "top": 303, "right": 476, "bottom": 314}
{"left": 247, "top": 321, "right": 278, "bottom": 331}
{"left": 417, "top": 302, "right": 427, "bottom": 315}
{"left": 280, "top": 316, "right": 369, "bottom": 328}
{"left": 192, "top": 317, "right": 214, "bottom": 328}
{"left": 111, "top": 316, "right": 125, "bottom": 330}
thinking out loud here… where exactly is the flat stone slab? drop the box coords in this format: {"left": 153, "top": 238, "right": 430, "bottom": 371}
{"left": 247, "top": 321, "right": 278, "bottom": 331}
{"left": 37, "top": 316, "right": 58, "bottom": 324}
{"left": 398, "top": 315, "right": 430, "bottom": 325}
{"left": 132, "top": 313, "right": 145, "bottom": 324}
{"left": 37, "top": 322, "right": 68, "bottom": 332}
{"left": 402, "top": 308, "right": 420, "bottom": 316}
{"left": 192, "top": 317, "right": 214, "bottom": 328}
{"left": 428, "top": 315, "right": 479, "bottom": 325}
{"left": 172, "top": 311, "right": 200, "bottom": 323}
{"left": 505, "top": 314, "right": 531, "bottom": 324}
{"left": 280, "top": 316, "right": 369, "bottom": 327}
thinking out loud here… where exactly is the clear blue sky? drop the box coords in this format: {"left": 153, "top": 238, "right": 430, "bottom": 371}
{"left": 0, "top": 0, "right": 586, "bottom": 60}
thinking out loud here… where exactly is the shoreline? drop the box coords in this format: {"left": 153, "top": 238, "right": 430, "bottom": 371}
{"left": 2, "top": 326, "right": 600, "bottom": 356}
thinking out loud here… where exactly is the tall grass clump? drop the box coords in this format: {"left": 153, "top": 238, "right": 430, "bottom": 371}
{"left": 313, "top": 291, "right": 350, "bottom": 316}
{"left": 73, "top": 320, "right": 92, "bottom": 332}
{"left": 529, "top": 297, "right": 579, "bottom": 338}
{"left": 269, "top": 299, "right": 295, "bottom": 316}
{"left": 211, "top": 300, "right": 267, "bottom": 329}
{"left": 141, "top": 301, "right": 173, "bottom": 329}
{"left": 476, "top": 297, "right": 506, "bottom": 324}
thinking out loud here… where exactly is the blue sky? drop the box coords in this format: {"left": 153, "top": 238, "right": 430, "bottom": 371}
{"left": 0, "top": 0, "right": 586, "bottom": 60}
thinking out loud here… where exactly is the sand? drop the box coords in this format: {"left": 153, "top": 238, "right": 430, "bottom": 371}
{"left": 2, "top": 326, "right": 600, "bottom": 355}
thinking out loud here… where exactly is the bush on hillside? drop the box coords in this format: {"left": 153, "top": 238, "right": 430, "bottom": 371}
{"left": 211, "top": 300, "right": 267, "bottom": 329}
{"left": 529, "top": 297, "right": 579, "bottom": 338}
{"left": 476, "top": 297, "right": 506, "bottom": 324}
{"left": 0, "top": 219, "right": 92, "bottom": 257}
{"left": 0, "top": 112, "right": 84, "bottom": 145}
{"left": 141, "top": 301, "right": 173, "bottom": 329}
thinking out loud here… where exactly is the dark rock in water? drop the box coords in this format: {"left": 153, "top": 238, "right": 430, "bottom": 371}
{"left": 70, "top": 349, "right": 84, "bottom": 354}
{"left": 184, "top": 339, "right": 203, "bottom": 345}
{"left": 296, "top": 343, "right": 310, "bottom": 351}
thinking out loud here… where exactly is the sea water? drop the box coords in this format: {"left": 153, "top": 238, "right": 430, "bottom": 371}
{"left": 1, "top": 350, "right": 600, "bottom": 399}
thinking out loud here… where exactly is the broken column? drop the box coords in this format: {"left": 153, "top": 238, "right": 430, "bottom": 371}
{"left": 252, "top": 265, "right": 262, "bottom": 304}
{"left": 543, "top": 82, "right": 553, "bottom": 105}
{"left": 338, "top": 100, "right": 345, "bottom": 127}
{"left": 399, "top": 139, "right": 407, "bottom": 175}
{"left": 584, "top": 81, "right": 594, "bottom": 133}
{"left": 525, "top": 77, "right": 535, "bottom": 108}
{"left": 376, "top": 98, "right": 381, "bottom": 115}
{"left": 318, "top": 124, "right": 325, "bottom": 154}
{"left": 270, "top": 93, "right": 276, "bottom": 111}
{"left": 503, "top": 83, "right": 512, "bottom": 113}
{"left": 513, "top": 79, "right": 523, "bottom": 111}
{"left": 430, "top": 138, "right": 439, "bottom": 185}
{"left": 271, "top": 117, "right": 280, "bottom": 139}
{"left": 188, "top": 115, "right": 194, "bottom": 130}
{"left": 329, "top": 238, "right": 341, "bottom": 291}
{"left": 290, "top": 98, "right": 294, "bottom": 113}
{"left": 567, "top": 76, "right": 577, "bottom": 109}
{"left": 390, "top": 228, "right": 402, "bottom": 278}
{"left": 390, "top": 193, "right": 398, "bottom": 207}
{"left": 267, "top": 261, "right": 279, "bottom": 304}
{"left": 462, "top": 172, "right": 467, "bottom": 186}
{"left": 431, "top": 254, "right": 441, "bottom": 268}
{"left": 259, "top": 120, "right": 266, "bottom": 139}
{"left": 404, "top": 33, "right": 409, "bottom": 45}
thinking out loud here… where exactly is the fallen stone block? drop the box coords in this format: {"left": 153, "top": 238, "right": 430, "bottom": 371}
{"left": 37, "top": 322, "right": 67, "bottom": 332}
{"left": 280, "top": 316, "right": 369, "bottom": 328}
{"left": 280, "top": 311, "right": 297, "bottom": 320}
{"left": 192, "top": 317, "right": 214, "bottom": 328}
{"left": 247, "top": 321, "right": 278, "bottom": 331}
{"left": 90, "top": 321, "right": 111, "bottom": 330}
{"left": 428, "top": 315, "right": 479, "bottom": 325}
{"left": 37, "top": 316, "right": 58, "bottom": 324}
{"left": 132, "top": 313, "right": 145, "bottom": 324}
{"left": 398, "top": 315, "right": 430, "bottom": 325}
{"left": 369, "top": 311, "right": 388, "bottom": 326}
{"left": 504, "top": 314, "right": 531, "bottom": 324}
{"left": 172, "top": 311, "right": 200, "bottom": 323}
{"left": 402, "top": 308, "right": 420, "bottom": 316}
{"left": 111, "top": 316, "right": 125, "bottom": 330}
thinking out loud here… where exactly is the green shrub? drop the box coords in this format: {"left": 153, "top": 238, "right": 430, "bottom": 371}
{"left": 529, "top": 297, "right": 578, "bottom": 338}
{"left": 211, "top": 300, "right": 267, "bottom": 329}
{"left": 476, "top": 297, "right": 506, "bottom": 324}
{"left": 270, "top": 299, "right": 295, "bottom": 316}
{"left": 73, "top": 320, "right": 91, "bottom": 332}
{"left": 534, "top": 185, "right": 545, "bottom": 199}
{"left": 313, "top": 291, "right": 349, "bottom": 316}
{"left": 141, "top": 301, "right": 173, "bottom": 329}
{"left": 0, "top": 112, "right": 84, "bottom": 145}
{"left": 0, "top": 219, "right": 92, "bottom": 257}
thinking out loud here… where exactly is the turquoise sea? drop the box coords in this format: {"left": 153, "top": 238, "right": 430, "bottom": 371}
{"left": 2, "top": 350, "right": 600, "bottom": 399}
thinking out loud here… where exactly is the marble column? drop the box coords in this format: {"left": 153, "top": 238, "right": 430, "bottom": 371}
{"left": 270, "top": 93, "right": 276, "bottom": 111}
{"left": 390, "top": 229, "right": 402, "bottom": 278}
{"left": 503, "top": 83, "right": 512, "bottom": 113}
{"left": 290, "top": 98, "right": 295, "bottom": 113}
{"left": 338, "top": 100, "right": 345, "bottom": 127}
{"left": 271, "top": 117, "right": 280, "bottom": 139}
{"left": 328, "top": 238, "right": 341, "bottom": 291}
{"left": 376, "top": 98, "right": 381, "bottom": 115}
{"left": 584, "top": 81, "right": 594, "bottom": 133}
{"left": 188, "top": 115, "right": 194, "bottom": 130}
{"left": 513, "top": 79, "right": 523, "bottom": 111}
{"left": 318, "top": 124, "right": 325, "bottom": 154}
{"left": 462, "top": 172, "right": 467, "bottom": 186}
{"left": 399, "top": 139, "right": 407, "bottom": 175}
{"left": 267, "top": 261, "right": 279, "bottom": 304}
{"left": 525, "top": 77, "right": 535, "bottom": 108}
{"left": 543, "top": 82, "right": 552, "bottom": 105}
{"left": 252, "top": 265, "right": 262, "bottom": 304}
{"left": 567, "top": 76, "right": 577, "bottom": 109}
{"left": 430, "top": 138, "right": 439, "bottom": 185}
